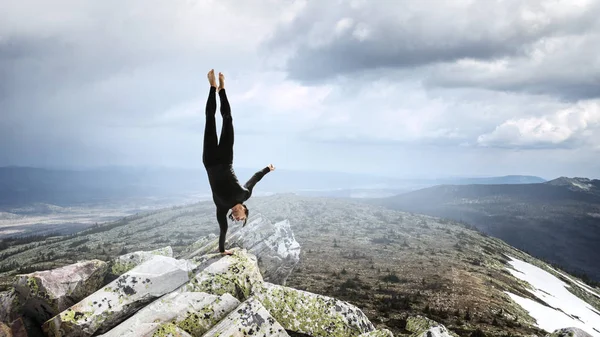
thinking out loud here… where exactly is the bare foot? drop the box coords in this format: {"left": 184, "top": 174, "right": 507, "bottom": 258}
{"left": 207, "top": 69, "right": 217, "bottom": 88}
{"left": 220, "top": 249, "right": 233, "bottom": 256}
{"left": 218, "top": 72, "right": 225, "bottom": 91}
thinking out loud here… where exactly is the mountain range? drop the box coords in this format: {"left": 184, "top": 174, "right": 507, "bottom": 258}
{"left": 367, "top": 177, "right": 600, "bottom": 282}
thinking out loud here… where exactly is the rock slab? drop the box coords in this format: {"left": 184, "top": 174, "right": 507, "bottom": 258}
{"left": 255, "top": 281, "right": 375, "bottom": 337}
{"left": 107, "top": 246, "right": 173, "bottom": 278}
{"left": 179, "top": 248, "right": 263, "bottom": 301}
{"left": 43, "top": 255, "right": 195, "bottom": 337}
{"left": 98, "top": 292, "right": 240, "bottom": 337}
{"left": 202, "top": 296, "right": 289, "bottom": 337}
{"left": 13, "top": 260, "right": 108, "bottom": 324}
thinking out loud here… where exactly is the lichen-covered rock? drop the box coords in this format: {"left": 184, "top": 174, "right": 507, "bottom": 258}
{"left": 97, "top": 292, "right": 240, "bottom": 337}
{"left": 43, "top": 256, "right": 196, "bottom": 337}
{"left": 150, "top": 324, "right": 193, "bottom": 337}
{"left": 183, "top": 214, "right": 301, "bottom": 285}
{"left": 13, "top": 260, "right": 108, "bottom": 324}
{"left": 547, "top": 328, "right": 593, "bottom": 337}
{"left": 202, "top": 296, "right": 289, "bottom": 337}
{"left": 0, "top": 290, "right": 20, "bottom": 324}
{"left": 179, "top": 248, "right": 263, "bottom": 301}
{"left": 108, "top": 246, "right": 173, "bottom": 278}
{"left": 358, "top": 329, "right": 395, "bottom": 337}
{"left": 406, "top": 316, "right": 458, "bottom": 337}
{"left": 179, "top": 234, "right": 217, "bottom": 259}
{"left": 255, "top": 282, "right": 375, "bottom": 336}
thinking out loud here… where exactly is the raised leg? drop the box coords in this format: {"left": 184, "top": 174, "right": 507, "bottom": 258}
{"left": 217, "top": 73, "right": 234, "bottom": 164}
{"left": 203, "top": 86, "right": 219, "bottom": 167}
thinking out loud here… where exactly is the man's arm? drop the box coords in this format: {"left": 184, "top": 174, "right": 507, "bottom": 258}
{"left": 243, "top": 165, "right": 272, "bottom": 193}
{"left": 216, "top": 207, "right": 229, "bottom": 253}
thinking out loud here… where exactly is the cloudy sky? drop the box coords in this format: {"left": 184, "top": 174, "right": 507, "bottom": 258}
{"left": 1, "top": 0, "right": 599, "bottom": 179}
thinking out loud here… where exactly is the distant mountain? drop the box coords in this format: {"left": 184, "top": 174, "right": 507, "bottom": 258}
{"left": 546, "top": 176, "right": 600, "bottom": 194}
{"left": 367, "top": 177, "right": 600, "bottom": 282}
{"left": 0, "top": 166, "right": 546, "bottom": 208}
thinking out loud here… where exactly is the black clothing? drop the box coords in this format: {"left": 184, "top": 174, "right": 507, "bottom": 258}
{"left": 202, "top": 86, "right": 270, "bottom": 252}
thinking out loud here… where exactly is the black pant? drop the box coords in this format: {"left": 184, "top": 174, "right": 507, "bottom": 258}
{"left": 203, "top": 87, "right": 233, "bottom": 167}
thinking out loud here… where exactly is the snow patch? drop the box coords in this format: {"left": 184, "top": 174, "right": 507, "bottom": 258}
{"left": 571, "top": 181, "right": 592, "bottom": 191}
{"left": 504, "top": 256, "right": 600, "bottom": 337}
{"left": 550, "top": 268, "right": 600, "bottom": 300}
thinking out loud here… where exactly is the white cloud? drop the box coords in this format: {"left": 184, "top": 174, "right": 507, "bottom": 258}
{"left": 478, "top": 100, "right": 600, "bottom": 148}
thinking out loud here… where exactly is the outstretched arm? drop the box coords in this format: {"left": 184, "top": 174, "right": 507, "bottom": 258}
{"left": 243, "top": 164, "right": 274, "bottom": 194}
{"left": 216, "top": 208, "right": 229, "bottom": 254}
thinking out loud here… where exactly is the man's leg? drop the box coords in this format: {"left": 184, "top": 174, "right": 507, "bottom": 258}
{"left": 217, "top": 73, "right": 234, "bottom": 164}
{"left": 203, "top": 86, "right": 219, "bottom": 167}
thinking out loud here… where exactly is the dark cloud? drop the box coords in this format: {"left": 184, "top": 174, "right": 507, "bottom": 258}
{"left": 265, "top": 0, "right": 600, "bottom": 99}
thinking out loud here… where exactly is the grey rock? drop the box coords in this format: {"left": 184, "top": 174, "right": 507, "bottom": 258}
{"left": 406, "top": 315, "right": 458, "bottom": 337}
{"left": 13, "top": 260, "right": 107, "bottom": 324}
{"left": 107, "top": 246, "right": 173, "bottom": 278}
{"left": 98, "top": 292, "right": 239, "bottom": 337}
{"left": 183, "top": 214, "right": 301, "bottom": 285}
{"left": 43, "top": 255, "right": 196, "bottom": 337}
{"left": 547, "top": 327, "right": 593, "bottom": 337}
{"left": 255, "top": 281, "right": 375, "bottom": 336}
{"left": 178, "top": 248, "right": 263, "bottom": 301}
{"left": 0, "top": 290, "right": 19, "bottom": 324}
{"left": 202, "top": 296, "right": 289, "bottom": 337}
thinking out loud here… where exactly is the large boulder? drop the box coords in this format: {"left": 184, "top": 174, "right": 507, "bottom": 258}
{"left": 107, "top": 246, "right": 173, "bottom": 279}
{"left": 547, "top": 328, "right": 593, "bottom": 337}
{"left": 202, "top": 296, "right": 289, "bottom": 337}
{"left": 0, "top": 291, "right": 19, "bottom": 324}
{"left": 255, "top": 281, "right": 375, "bottom": 336}
{"left": 13, "top": 260, "right": 108, "bottom": 324}
{"left": 405, "top": 316, "right": 458, "bottom": 337}
{"left": 182, "top": 214, "right": 301, "bottom": 285}
{"left": 43, "top": 255, "right": 196, "bottom": 337}
{"left": 98, "top": 292, "right": 240, "bottom": 337}
{"left": 179, "top": 248, "right": 263, "bottom": 301}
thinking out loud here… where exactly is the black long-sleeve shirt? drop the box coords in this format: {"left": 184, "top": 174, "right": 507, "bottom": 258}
{"left": 206, "top": 164, "right": 270, "bottom": 251}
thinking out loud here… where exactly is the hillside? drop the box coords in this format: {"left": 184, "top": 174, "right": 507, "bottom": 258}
{"left": 1, "top": 194, "right": 599, "bottom": 336}
{"left": 367, "top": 178, "right": 600, "bottom": 282}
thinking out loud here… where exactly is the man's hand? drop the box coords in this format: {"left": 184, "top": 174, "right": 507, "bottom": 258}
{"left": 268, "top": 164, "right": 275, "bottom": 172}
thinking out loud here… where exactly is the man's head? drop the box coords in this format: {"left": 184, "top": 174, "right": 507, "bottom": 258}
{"left": 229, "top": 203, "right": 249, "bottom": 226}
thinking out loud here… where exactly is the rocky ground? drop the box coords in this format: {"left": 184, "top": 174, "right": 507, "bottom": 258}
{"left": 1, "top": 194, "right": 599, "bottom": 336}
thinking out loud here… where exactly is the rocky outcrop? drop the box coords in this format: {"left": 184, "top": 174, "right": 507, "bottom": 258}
{"left": 255, "top": 281, "right": 375, "bottom": 336}
{"left": 107, "top": 246, "right": 173, "bottom": 279}
{"left": 43, "top": 256, "right": 196, "bottom": 337}
{"left": 13, "top": 260, "right": 108, "bottom": 324}
{"left": 3, "top": 214, "right": 417, "bottom": 337}
{"left": 182, "top": 214, "right": 301, "bottom": 285}
{"left": 202, "top": 296, "right": 289, "bottom": 337}
{"left": 405, "top": 316, "right": 458, "bottom": 337}
{"left": 179, "top": 248, "right": 263, "bottom": 300}
{"left": 97, "top": 292, "right": 240, "bottom": 337}
{"left": 547, "top": 328, "right": 593, "bottom": 337}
